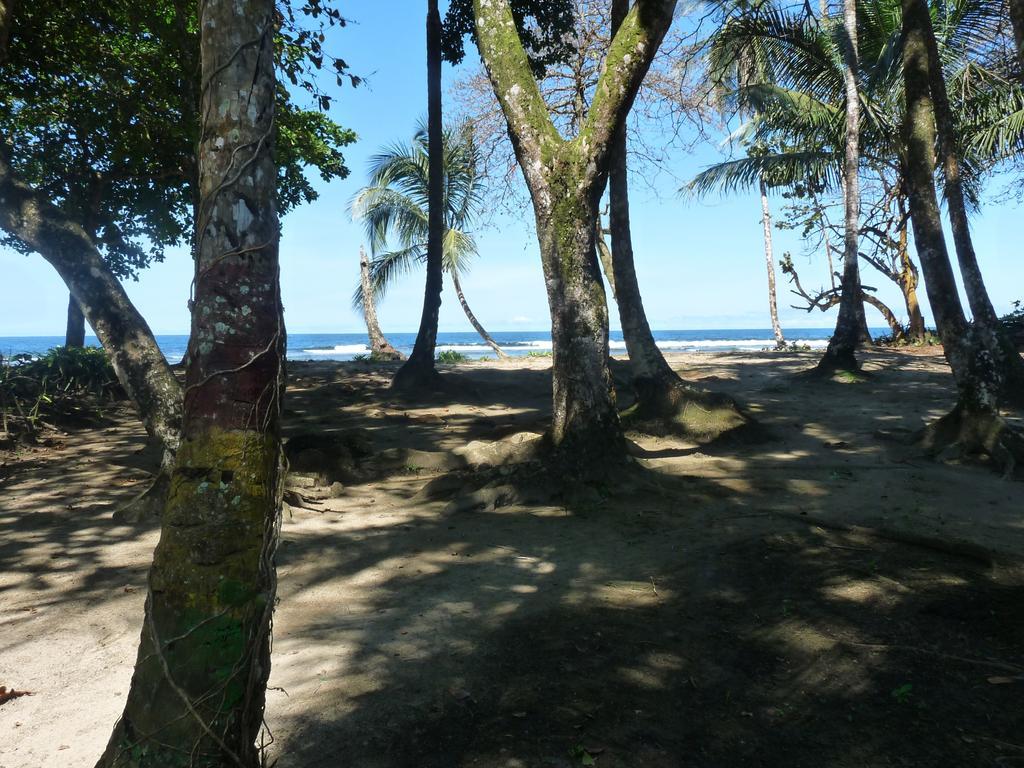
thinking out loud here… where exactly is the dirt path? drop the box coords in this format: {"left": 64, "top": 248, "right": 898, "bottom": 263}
{"left": 2, "top": 351, "right": 1022, "bottom": 768}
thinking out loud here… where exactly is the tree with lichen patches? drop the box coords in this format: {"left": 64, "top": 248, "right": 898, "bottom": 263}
{"left": 95, "top": 0, "right": 284, "bottom": 763}
{"left": 472, "top": 0, "right": 677, "bottom": 468}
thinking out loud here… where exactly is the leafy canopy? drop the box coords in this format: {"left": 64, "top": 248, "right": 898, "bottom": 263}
{"left": 0, "top": 0, "right": 356, "bottom": 278}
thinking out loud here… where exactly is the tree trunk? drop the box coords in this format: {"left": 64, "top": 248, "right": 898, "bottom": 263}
{"left": 450, "top": 269, "right": 509, "bottom": 359}
{"left": 96, "top": 0, "right": 283, "bottom": 764}
{"left": 359, "top": 246, "right": 404, "bottom": 361}
{"left": 473, "top": 0, "right": 677, "bottom": 468}
{"left": 896, "top": 195, "right": 928, "bottom": 341}
{"left": 595, "top": 220, "right": 617, "bottom": 299}
{"left": 817, "top": 0, "right": 866, "bottom": 375}
{"left": 393, "top": 0, "right": 444, "bottom": 390}
{"left": 759, "top": 180, "right": 785, "bottom": 348}
{"left": 1011, "top": 0, "right": 1024, "bottom": 76}
{"left": 65, "top": 292, "right": 86, "bottom": 348}
{"left": 919, "top": 3, "right": 1024, "bottom": 401}
{"left": 900, "top": 0, "right": 1022, "bottom": 469}
{"left": 0, "top": 147, "right": 181, "bottom": 470}
{"left": 603, "top": 0, "right": 749, "bottom": 439}
{"left": 538, "top": 167, "right": 624, "bottom": 464}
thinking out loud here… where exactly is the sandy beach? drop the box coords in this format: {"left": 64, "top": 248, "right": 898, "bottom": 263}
{"left": 2, "top": 350, "right": 1022, "bottom": 768}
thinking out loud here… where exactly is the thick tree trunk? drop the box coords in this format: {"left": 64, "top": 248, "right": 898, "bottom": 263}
{"left": 537, "top": 169, "right": 624, "bottom": 464}
{"left": 450, "top": 269, "right": 508, "bottom": 359}
{"left": 359, "top": 246, "right": 404, "bottom": 361}
{"left": 65, "top": 292, "right": 86, "bottom": 348}
{"left": 817, "top": 0, "right": 866, "bottom": 375}
{"left": 393, "top": 0, "right": 444, "bottom": 390}
{"left": 919, "top": 5, "right": 1024, "bottom": 401}
{"left": 0, "top": 147, "right": 181, "bottom": 469}
{"left": 96, "top": 0, "right": 284, "bottom": 764}
{"left": 900, "top": 0, "right": 1020, "bottom": 470}
{"left": 473, "top": 0, "right": 676, "bottom": 468}
{"left": 759, "top": 180, "right": 785, "bottom": 348}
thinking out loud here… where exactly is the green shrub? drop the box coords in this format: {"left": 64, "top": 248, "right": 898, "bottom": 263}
{"left": 437, "top": 349, "right": 469, "bottom": 363}
{"left": 1, "top": 346, "right": 119, "bottom": 440}
{"left": 526, "top": 350, "right": 553, "bottom": 358}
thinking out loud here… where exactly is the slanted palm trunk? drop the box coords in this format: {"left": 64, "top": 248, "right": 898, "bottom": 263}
{"left": 896, "top": 195, "right": 928, "bottom": 341}
{"left": 919, "top": 8, "right": 1024, "bottom": 403}
{"left": 759, "top": 179, "right": 785, "bottom": 348}
{"left": 65, "top": 292, "right": 86, "bottom": 348}
{"left": 817, "top": 0, "right": 867, "bottom": 374}
{"left": 474, "top": 0, "right": 677, "bottom": 467}
{"left": 900, "top": 0, "right": 1023, "bottom": 469}
{"left": 359, "top": 246, "right": 404, "bottom": 360}
{"left": 96, "top": 0, "right": 284, "bottom": 764}
{"left": 393, "top": 0, "right": 444, "bottom": 390}
{"left": 0, "top": 148, "right": 181, "bottom": 471}
{"left": 450, "top": 269, "right": 508, "bottom": 359}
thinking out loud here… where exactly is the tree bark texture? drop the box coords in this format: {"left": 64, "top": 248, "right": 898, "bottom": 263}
{"left": 759, "top": 180, "right": 785, "bottom": 348}
{"left": 96, "top": 0, "right": 284, "bottom": 764}
{"left": 65, "top": 292, "right": 86, "bottom": 348}
{"left": 818, "top": 0, "right": 867, "bottom": 373}
{"left": 896, "top": 196, "right": 928, "bottom": 341}
{"left": 918, "top": 1, "right": 1024, "bottom": 400}
{"left": 473, "top": 0, "right": 676, "bottom": 465}
{"left": 394, "top": 0, "right": 444, "bottom": 388}
{"left": 0, "top": 146, "right": 182, "bottom": 469}
{"left": 901, "top": 0, "right": 1001, "bottom": 413}
{"left": 450, "top": 269, "right": 509, "bottom": 358}
{"left": 359, "top": 246, "right": 404, "bottom": 360}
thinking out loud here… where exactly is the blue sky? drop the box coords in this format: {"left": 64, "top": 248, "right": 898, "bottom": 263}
{"left": 1, "top": 1, "right": 1020, "bottom": 337}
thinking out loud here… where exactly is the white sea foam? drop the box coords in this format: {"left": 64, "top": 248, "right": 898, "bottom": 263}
{"left": 301, "top": 344, "right": 370, "bottom": 355}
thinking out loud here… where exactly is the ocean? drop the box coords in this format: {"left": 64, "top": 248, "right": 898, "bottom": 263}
{"left": 0, "top": 328, "right": 866, "bottom": 363}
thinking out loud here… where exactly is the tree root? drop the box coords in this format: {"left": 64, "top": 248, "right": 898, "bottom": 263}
{"left": 113, "top": 471, "right": 170, "bottom": 523}
{"left": 390, "top": 361, "right": 445, "bottom": 393}
{"left": 919, "top": 403, "right": 1024, "bottom": 478}
{"left": 621, "top": 375, "right": 761, "bottom": 443}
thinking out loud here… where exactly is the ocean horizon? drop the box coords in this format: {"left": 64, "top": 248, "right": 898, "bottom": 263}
{"left": 0, "top": 328, "right": 886, "bottom": 363}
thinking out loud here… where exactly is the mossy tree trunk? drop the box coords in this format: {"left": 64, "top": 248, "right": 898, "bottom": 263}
{"left": 901, "top": 0, "right": 1022, "bottom": 469}
{"left": 394, "top": 0, "right": 444, "bottom": 390}
{"left": 95, "top": 0, "right": 284, "bottom": 764}
{"left": 473, "top": 0, "right": 677, "bottom": 466}
{"left": 450, "top": 269, "right": 509, "bottom": 358}
{"left": 0, "top": 146, "right": 182, "bottom": 471}
{"left": 759, "top": 179, "right": 785, "bottom": 348}
{"left": 817, "top": 0, "right": 867, "bottom": 374}
{"left": 918, "top": 4, "right": 1024, "bottom": 402}
{"left": 65, "top": 292, "right": 86, "bottom": 348}
{"left": 359, "top": 246, "right": 404, "bottom": 360}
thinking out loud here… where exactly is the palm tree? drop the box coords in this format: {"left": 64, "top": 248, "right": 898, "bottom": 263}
{"left": 691, "top": 0, "right": 1024, "bottom": 357}
{"left": 351, "top": 122, "right": 509, "bottom": 360}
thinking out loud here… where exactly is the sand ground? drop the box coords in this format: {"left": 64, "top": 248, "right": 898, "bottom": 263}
{"left": 1, "top": 350, "right": 1022, "bottom": 768}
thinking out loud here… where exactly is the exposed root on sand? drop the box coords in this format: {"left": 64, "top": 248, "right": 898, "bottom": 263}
{"left": 919, "top": 403, "right": 1024, "bottom": 478}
